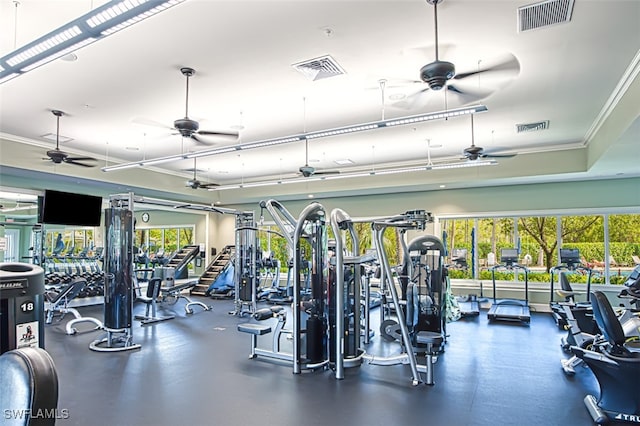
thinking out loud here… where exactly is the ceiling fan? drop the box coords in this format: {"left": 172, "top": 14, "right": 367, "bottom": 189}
{"left": 462, "top": 114, "right": 516, "bottom": 161}
{"left": 137, "top": 67, "right": 239, "bottom": 145}
{"left": 298, "top": 138, "right": 340, "bottom": 178}
{"left": 406, "top": 0, "right": 520, "bottom": 102}
{"left": 186, "top": 158, "right": 219, "bottom": 189}
{"left": 44, "top": 110, "right": 97, "bottom": 167}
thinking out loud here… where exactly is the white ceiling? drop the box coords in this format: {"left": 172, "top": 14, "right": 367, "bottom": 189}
{"left": 0, "top": 0, "right": 639, "bottom": 207}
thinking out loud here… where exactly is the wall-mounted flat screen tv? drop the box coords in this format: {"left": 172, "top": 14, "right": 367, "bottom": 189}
{"left": 40, "top": 190, "right": 102, "bottom": 227}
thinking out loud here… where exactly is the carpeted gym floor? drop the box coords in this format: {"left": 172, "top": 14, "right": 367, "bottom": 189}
{"left": 43, "top": 296, "right": 601, "bottom": 426}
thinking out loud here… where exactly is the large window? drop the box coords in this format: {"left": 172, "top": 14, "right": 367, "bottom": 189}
{"left": 44, "top": 228, "right": 95, "bottom": 256}
{"left": 135, "top": 226, "right": 194, "bottom": 257}
{"left": 441, "top": 211, "right": 639, "bottom": 286}
{"left": 607, "top": 214, "right": 640, "bottom": 283}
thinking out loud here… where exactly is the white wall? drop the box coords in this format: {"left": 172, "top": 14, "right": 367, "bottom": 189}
{"left": 225, "top": 177, "right": 640, "bottom": 220}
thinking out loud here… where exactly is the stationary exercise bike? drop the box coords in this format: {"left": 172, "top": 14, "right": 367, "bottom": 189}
{"left": 572, "top": 291, "right": 640, "bottom": 424}
{"left": 561, "top": 266, "right": 640, "bottom": 375}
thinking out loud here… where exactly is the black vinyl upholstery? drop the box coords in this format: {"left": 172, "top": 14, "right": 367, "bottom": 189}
{"left": 46, "top": 279, "right": 86, "bottom": 305}
{"left": 145, "top": 278, "right": 163, "bottom": 299}
{"left": 0, "top": 347, "right": 59, "bottom": 426}
{"left": 591, "top": 291, "right": 627, "bottom": 353}
{"left": 560, "top": 272, "right": 573, "bottom": 292}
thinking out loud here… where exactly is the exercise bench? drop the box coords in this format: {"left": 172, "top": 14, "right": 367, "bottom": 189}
{"left": 160, "top": 281, "right": 212, "bottom": 314}
{"left": 44, "top": 278, "right": 103, "bottom": 335}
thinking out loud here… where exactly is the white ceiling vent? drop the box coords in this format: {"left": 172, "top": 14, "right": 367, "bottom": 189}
{"left": 518, "top": 0, "right": 574, "bottom": 32}
{"left": 292, "top": 55, "right": 346, "bottom": 81}
{"left": 41, "top": 133, "right": 73, "bottom": 143}
{"left": 516, "top": 120, "right": 550, "bottom": 133}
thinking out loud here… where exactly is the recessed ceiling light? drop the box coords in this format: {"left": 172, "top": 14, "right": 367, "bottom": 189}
{"left": 61, "top": 53, "right": 78, "bottom": 62}
{"left": 41, "top": 133, "right": 73, "bottom": 143}
{"left": 388, "top": 93, "right": 406, "bottom": 101}
{"left": 125, "top": 146, "right": 139, "bottom": 151}
{"left": 334, "top": 159, "right": 354, "bottom": 165}
{"left": 308, "top": 194, "right": 314, "bottom": 198}
{"left": 439, "top": 184, "right": 446, "bottom": 188}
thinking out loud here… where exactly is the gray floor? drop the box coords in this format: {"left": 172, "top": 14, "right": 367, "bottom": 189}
{"left": 43, "top": 297, "right": 602, "bottom": 426}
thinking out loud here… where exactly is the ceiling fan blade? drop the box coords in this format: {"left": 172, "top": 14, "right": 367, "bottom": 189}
{"left": 481, "top": 152, "right": 517, "bottom": 159}
{"left": 314, "top": 170, "right": 341, "bottom": 176}
{"left": 65, "top": 156, "right": 97, "bottom": 162}
{"left": 394, "top": 86, "right": 431, "bottom": 107}
{"left": 446, "top": 84, "right": 494, "bottom": 103}
{"left": 196, "top": 129, "right": 239, "bottom": 138}
{"left": 189, "top": 134, "right": 219, "bottom": 146}
{"left": 199, "top": 182, "right": 220, "bottom": 189}
{"left": 132, "top": 117, "right": 174, "bottom": 130}
{"left": 64, "top": 159, "right": 96, "bottom": 167}
{"left": 453, "top": 53, "right": 520, "bottom": 81}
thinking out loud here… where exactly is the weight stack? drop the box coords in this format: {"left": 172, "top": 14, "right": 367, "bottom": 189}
{"left": 0, "top": 263, "right": 45, "bottom": 354}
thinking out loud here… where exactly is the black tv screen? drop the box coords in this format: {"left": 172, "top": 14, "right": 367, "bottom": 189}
{"left": 500, "top": 248, "right": 519, "bottom": 264}
{"left": 560, "top": 248, "right": 581, "bottom": 265}
{"left": 40, "top": 190, "right": 102, "bottom": 226}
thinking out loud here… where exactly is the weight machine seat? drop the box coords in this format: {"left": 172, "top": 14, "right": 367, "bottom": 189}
{"left": 0, "top": 347, "right": 59, "bottom": 426}
{"left": 237, "top": 323, "right": 272, "bottom": 335}
{"left": 416, "top": 331, "right": 444, "bottom": 351}
{"left": 591, "top": 291, "right": 640, "bottom": 357}
{"left": 135, "top": 278, "right": 175, "bottom": 324}
{"left": 140, "top": 277, "right": 163, "bottom": 302}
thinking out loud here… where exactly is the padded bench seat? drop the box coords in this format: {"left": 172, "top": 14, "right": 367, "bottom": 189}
{"left": 238, "top": 323, "right": 272, "bottom": 335}
{"left": 416, "top": 331, "right": 443, "bottom": 347}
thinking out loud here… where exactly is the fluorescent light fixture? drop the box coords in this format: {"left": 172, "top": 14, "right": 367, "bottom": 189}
{"left": 0, "top": 0, "right": 186, "bottom": 84}
{"left": 0, "top": 192, "right": 38, "bottom": 202}
{"left": 183, "top": 146, "right": 237, "bottom": 158}
{"left": 0, "top": 73, "right": 19, "bottom": 84}
{"left": 374, "top": 166, "right": 427, "bottom": 175}
{"left": 102, "top": 104, "right": 488, "bottom": 172}
{"left": 0, "top": 205, "right": 36, "bottom": 213}
{"left": 212, "top": 159, "right": 497, "bottom": 191}
{"left": 427, "top": 159, "right": 496, "bottom": 170}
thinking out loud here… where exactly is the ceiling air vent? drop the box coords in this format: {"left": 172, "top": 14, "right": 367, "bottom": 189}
{"left": 292, "top": 55, "right": 346, "bottom": 81}
{"left": 516, "top": 120, "right": 550, "bottom": 133}
{"left": 518, "top": 0, "right": 574, "bottom": 32}
{"left": 41, "top": 133, "right": 73, "bottom": 143}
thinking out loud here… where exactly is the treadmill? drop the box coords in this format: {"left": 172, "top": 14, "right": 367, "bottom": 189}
{"left": 487, "top": 248, "right": 530, "bottom": 324}
{"left": 457, "top": 280, "right": 482, "bottom": 317}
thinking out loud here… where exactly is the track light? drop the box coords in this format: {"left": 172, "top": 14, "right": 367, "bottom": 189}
{"left": 0, "top": 0, "right": 186, "bottom": 84}
{"left": 102, "top": 104, "right": 488, "bottom": 172}
{"left": 211, "top": 159, "right": 497, "bottom": 191}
